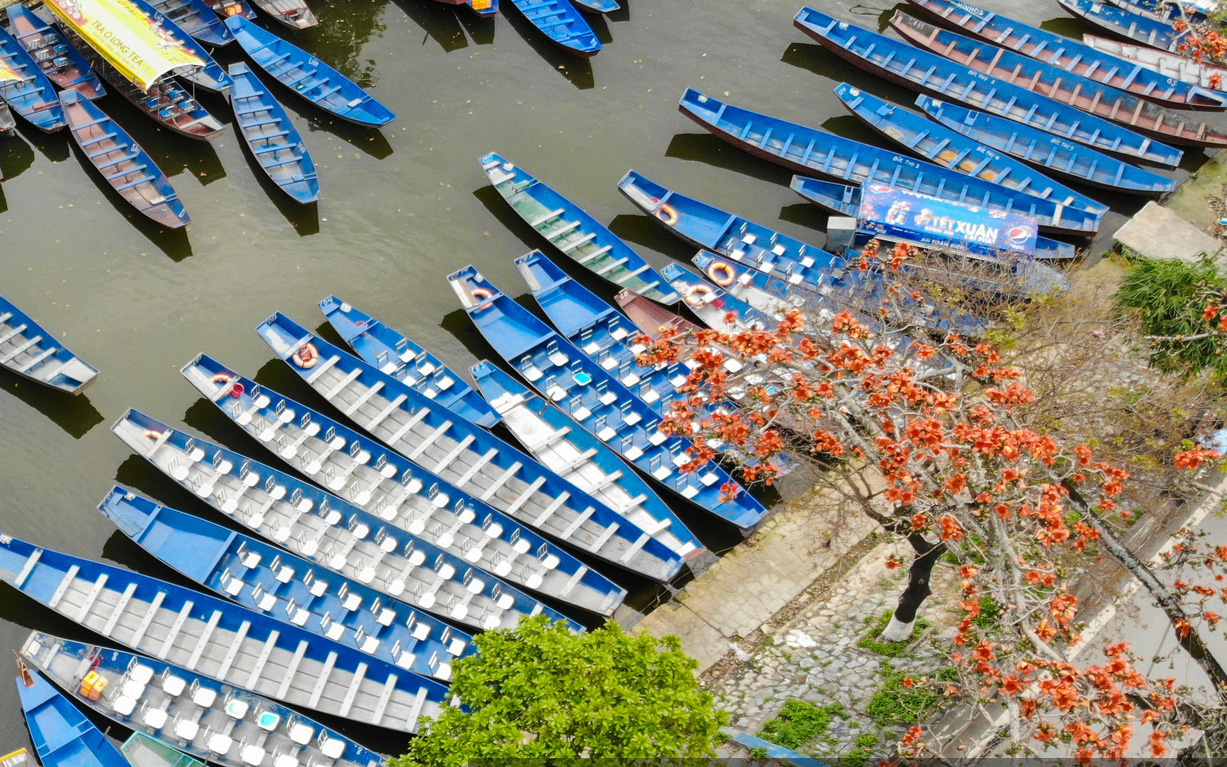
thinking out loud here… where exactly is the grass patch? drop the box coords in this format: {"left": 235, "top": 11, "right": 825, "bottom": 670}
{"left": 866, "top": 660, "right": 957, "bottom": 728}
{"left": 758, "top": 700, "right": 846, "bottom": 750}
{"left": 971, "top": 595, "right": 1003, "bottom": 630}
{"left": 856, "top": 611, "right": 931, "bottom": 657}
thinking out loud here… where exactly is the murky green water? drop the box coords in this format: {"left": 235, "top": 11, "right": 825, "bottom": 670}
{"left": 0, "top": 0, "right": 1217, "bottom": 755}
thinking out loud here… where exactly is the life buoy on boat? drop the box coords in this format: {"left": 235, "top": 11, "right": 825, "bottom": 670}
{"left": 211, "top": 373, "right": 245, "bottom": 398}
{"left": 471, "top": 287, "right": 494, "bottom": 302}
{"left": 292, "top": 342, "right": 320, "bottom": 369}
{"left": 143, "top": 430, "right": 162, "bottom": 440}
{"left": 657, "top": 203, "right": 679, "bottom": 227}
{"left": 685, "top": 284, "right": 714, "bottom": 307}
{"left": 707, "top": 261, "right": 736, "bottom": 287}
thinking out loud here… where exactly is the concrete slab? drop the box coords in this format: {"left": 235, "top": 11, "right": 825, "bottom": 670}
{"left": 1113, "top": 202, "right": 1221, "bottom": 263}
{"left": 635, "top": 602, "right": 730, "bottom": 672}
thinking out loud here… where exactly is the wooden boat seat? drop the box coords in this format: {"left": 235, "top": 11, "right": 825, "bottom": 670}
{"left": 528, "top": 208, "right": 564, "bottom": 227}
{"left": 254, "top": 139, "right": 295, "bottom": 155}
{"left": 315, "top": 85, "right": 343, "bottom": 101}
{"left": 95, "top": 151, "right": 138, "bottom": 171}
{"left": 115, "top": 175, "right": 156, "bottom": 192}
{"left": 80, "top": 131, "right": 118, "bottom": 147}
{"left": 106, "top": 162, "right": 147, "bottom": 181}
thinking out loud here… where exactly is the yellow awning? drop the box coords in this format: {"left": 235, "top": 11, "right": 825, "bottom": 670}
{"left": 45, "top": 0, "right": 204, "bottom": 91}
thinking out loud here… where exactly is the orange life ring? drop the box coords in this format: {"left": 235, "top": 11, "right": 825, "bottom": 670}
{"left": 143, "top": 429, "right": 162, "bottom": 440}
{"left": 684, "top": 284, "right": 713, "bottom": 307}
{"left": 292, "top": 342, "right": 320, "bottom": 369}
{"left": 707, "top": 261, "right": 736, "bottom": 287}
{"left": 471, "top": 287, "right": 494, "bottom": 302}
{"left": 657, "top": 203, "right": 679, "bottom": 227}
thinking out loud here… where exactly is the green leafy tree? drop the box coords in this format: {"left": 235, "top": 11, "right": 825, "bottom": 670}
{"left": 393, "top": 616, "right": 729, "bottom": 767}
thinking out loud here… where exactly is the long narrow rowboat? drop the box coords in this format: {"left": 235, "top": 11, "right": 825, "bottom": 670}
{"left": 113, "top": 407, "right": 587, "bottom": 627}
{"left": 6, "top": 4, "right": 105, "bottom": 100}
{"left": 915, "top": 96, "right": 1175, "bottom": 195}
{"left": 571, "top": 0, "right": 619, "bottom": 12}
{"left": 257, "top": 313, "right": 685, "bottom": 583}
{"left": 503, "top": 0, "right": 601, "bottom": 57}
{"left": 60, "top": 90, "right": 191, "bottom": 230}
{"left": 891, "top": 12, "right": 1227, "bottom": 147}
{"left": 0, "top": 294, "right": 98, "bottom": 394}
{"left": 1084, "top": 34, "right": 1227, "bottom": 92}
{"left": 228, "top": 63, "right": 320, "bottom": 204}
{"left": 0, "top": 99, "right": 13, "bottom": 135}
{"left": 1110, "top": 0, "right": 1210, "bottom": 23}
{"left": 450, "top": 265, "right": 769, "bottom": 532}
{"left": 16, "top": 666, "right": 129, "bottom": 767}
{"left": 679, "top": 88, "right": 1103, "bottom": 235}
{"left": 660, "top": 264, "right": 775, "bottom": 332}
{"left": 251, "top": 0, "right": 317, "bottom": 29}
{"left": 227, "top": 18, "right": 395, "bottom": 126}
{"left": 181, "top": 355, "right": 625, "bottom": 618}
{"left": 615, "top": 289, "right": 704, "bottom": 343}
{"left": 834, "top": 83, "right": 1105, "bottom": 215}
{"left": 480, "top": 153, "right": 679, "bottom": 305}
{"left": 23, "top": 633, "right": 383, "bottom": 767}
{"left": 146, "top": 0, "right": 235, "bottom": 46}
{"left": 1057, "top": 0, "right": 1188, "bottom": 53}
{"left": 99, "top": 486, "right": 476, "bottom": 682}
{"left": 0, "top": 533, "right": 449, "bottom": 732}
{"left": 431, "top": 0, "right": 499, "bottom": 19}
{"left": 126, "top": 0, "right": 233, "bottom": 92}
{"left": 320, "top": 296, "right": 500, "bottom": 428}
{"left": 207, "top": 0, "right": 257, "bottom": 20}
{"left": 904, "top": 0, "right": 1225, "bottom": 109}
{"left": 0, "top": 25, "right": 65, "bottom": 132}
{"left": 691, "top": 252, "right": 820, "bottom": 318}
{"left": 470, "top": 360, "right": 702, "bottom": 560}
{"left": 121, "top": 733, "right": 203, "bottom": 767}
{"left": 793, "top": 7, "right": 1181, "bottom": 168}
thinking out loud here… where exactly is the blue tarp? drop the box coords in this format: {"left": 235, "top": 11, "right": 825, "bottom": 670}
{"left": 857, "top": 183, "right": 1038, "bottom": 259}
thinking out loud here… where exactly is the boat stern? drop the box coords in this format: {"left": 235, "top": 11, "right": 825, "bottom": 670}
{"left": 318, "top": 295, "right": 375, "bottom": 344}
{"left": 97, "top": 486, "right": 159, "bottom": 540}
{"left": 255, "top": 312, "right": 312, "bottom": 361}
{"left": 447, "top": 266, "right": 501, "bottom": 311}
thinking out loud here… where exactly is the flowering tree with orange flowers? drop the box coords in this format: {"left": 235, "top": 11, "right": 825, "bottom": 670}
{"left": 638, "top": 241, "right": 1227, "bottom": 761}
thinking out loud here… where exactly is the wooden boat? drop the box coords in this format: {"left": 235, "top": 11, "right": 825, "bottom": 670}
{"left": 0, "top": 533, "right": 449, "bottom": 732}
{"left": 251, "top": 0, "right": 318, "bottom": 29}
{"left": 663, "top": 264, "right": 776, "bottom": 332}
{"left": 470, "top": 360, "right": 702, "bottom": 560}
{"left": 257, "top": 314, "right": 685, "bottom": 582}
{"left": 226, "top": 17, "right": 395, "bottom": 126}
{"left": 181, "top": 354, "right": 625, "bottom": 617}
{"left": 0, "top": 25, "right": 64, "bottom": 132}
{"left": 450, "top": 265, "right": 769, "bottom": 533}
{"left": 320, "top": 296, "right": 499, "bottom": 428}
{"left": 1057, "top": 0, "right": 1188, "bottom": 52}
{"left": 6, "top": 4, "right": 105, "bottom": 100}
{"left": 16, "top": 665, "right": 129, "bottom": 767}
{"left": 0, "top": 293, "right": 99, "bottom": 394}
{"left": 691, "top": 252, "right": 824, "bottom": 318}
{"left": 99, "top": 485, "right": 477, "bottom": 680}
{"left": 146, "top": 0, "right": 235, "bottom": 46}
{"left": 792, "top": 8, "right": 1182, "bottom": 168}
{"left": 126, "top": 0, "right": 233, "bottom": 92}
{"left": 23, "top": 633, "right": 384, "bottom": 767}
{"left": 61, "top": 90, "right": 191, "bottom": 229}
{"left": 0, "top": 99, "right": 14, "bottom": 135}
{"left": 228, "top": 63, "right": 320, "bottom": 204}
{"left": 121, "top": 733, "right": 203, "bottom": 767}
{"left": 614, "top": 289, "right": 704, "bottom": 342}
{"left": 571, "top": 0, "right": 619, "bottom": 13}
{"left": 503, "top": 0, "right": 601, "bottom": 57}
{"left": 679, "top": 88, "right": 1104, "bottom": 235}
{"left": 835, "top": 83, "right": 1105, "bottom": 215}
{"left": 1110, "top": 0, "right": 1210, "bottom": 23}
{"left": 206, "top": 0, "right": 257, "bottom": 20}
{"left": 904, "top": 0, "right": 1225, "bottom": 109}
{"left": 916, "top": 96, "right": 1175, "bottom": 195}
{"left": 113, "top": 406, "right": 594, "bottom": 625}
{"left": 480, "top": 153, "right": 679, "bottom": 305}
{"left": 891, "top": 13, "right": 1227, "bottom": 147}
{"left": 1084, "top": 34, "right": 1227, "bottom": 92}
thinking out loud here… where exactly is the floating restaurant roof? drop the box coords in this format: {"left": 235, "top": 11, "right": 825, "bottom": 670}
{"left": 44, "top": 0, "right": 204, "bottom": 91}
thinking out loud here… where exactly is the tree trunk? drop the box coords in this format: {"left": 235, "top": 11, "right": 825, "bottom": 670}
{"left": 880, "top": 533, "right": 947, "bottom": 642}
{"left": 1176, "top": 717, "right": 1227, "bottom": 767}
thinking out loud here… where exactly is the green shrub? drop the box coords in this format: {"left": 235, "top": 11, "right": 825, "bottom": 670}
{"left": 865, "top": 661, "right": 957, "bottom": 727}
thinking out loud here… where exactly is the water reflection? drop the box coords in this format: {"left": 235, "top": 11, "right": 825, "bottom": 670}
{"left": 471, "top": 183, "right": 543, "bottom": 251}
{"left": 304, "top": 119, "right": 394, "bottom": 161}
{"left": 21, "top": 126, "right": 70, "bottom": 164}
{"left": 1039, "top": 15, "right": 1088, "bottom": 36}
{"left": 606, "top": 213, "right": 693, "bottom": 260}
{"left": 392, "top": 0, "right": 470, "bottom": 52}
{"left": 0, "top": 583, "right": 83, "bottom": 634}
{"left": 587, "top": 12, "right": 612, "bottom": 45}
{"left": 0, "top": 378, "right": 104, "bottom": 440}
{"left": 665, "top": 132, "right": 794, "bottom": 186}
{"left": 299, "top": 0, "right": 389, "bottom": 84}
{"left": 778, "top": 202, "right": 830, "bottom": 234}
{"left": 498, "top": 8, "right": 596, "bottom": 90}
{"left": 780, "top": 41, "right": 901, "bottom": 97}
{"left": 133, "top": 216, "right": 193, "bottom": 262}
{"left": 455, "top": 10, "right": 496, "bottom": 46}
{"left": 607, "top": 1, "right": 630, "bottom": 23}
{"left": 3, "top": 134, "right": 44, "bottom": 180}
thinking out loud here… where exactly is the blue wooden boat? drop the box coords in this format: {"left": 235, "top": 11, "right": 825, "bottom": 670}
{"left": 23, "top": 633, "right": 383, "bottom": 767}
{"left": 61, "top": 90, "right": 191, "bottom": 229}
{"left": 916, "top": 96, "right": 1175, "bottom": 195}
{"left": 1110, "top": 0, "right": 1210, "bottom": 23}
{"left": 571, "top": 0, "right": 619, "bottom": 13}
{"left": 891, "top": 12, "right": 1227, "bottom": 147}
{"left": 905, "top": 0, "right": 1225, "bottom": 109}
{"left": 227, "top": 17, "right": 395, "bottom": 126}
{"left": 470, "top": 361, "right": 703, "bottom": 561}
{"left": 788, "top": 176, "right": 1078, "bottom": 261}
{"left": 0, "top": 533, "right": 449, "bottom": 732}
{"left": 207, "top": 0, "right": 257, "bottom": 20}
{"left": 0, "top": 25, "right": 64, "bottom": 132}
{"left": 835, "top": 84, "right": 1105, "bottom": 215}
{"left": 251, "top": 0, "right": 317, "bottom": 29}
{"left": 679, "top": 88, "right": 1103, "bottom": 235}
{"left": 661, "top": 264, "right": 776, "bottom": 332}
{"left": 503, "top": 0, "right": 601, "bottom": 57}
{"left": 7, "top": 4, "right": 105, "bottom": 100}
{"left": 690, "top": 252, "right": 825, "bottom": 318}
{"left": 1083, "top": 34, "right": 1227, "bottom": 92}
{"left": 1058, "top": 0, "right": 1188, "bottom": 53}
{"left": 481, "top": 153, "right": 679, "bottom": 305}
{"left": 99, "top": 486, "right": 477, "bottom": 681}
{"left": 127, "top": 0, "right": 232, "bottom": 92}
{"left": 0, "top": 293, "right": 99, "bottom": 394}
{"left": 228, "top": 63, "right": 320, "bottom": 204}
{"left": 0, "top": 99, "right": 13, "bottom": 135}
{"left": 121, "top": 733, "right": 203, "bottom": 767}
{"left": 450, "top": 266, "right": 769, "bottom": 532}
{"left": 793, "top": 7, "right": 1182, "bottom": 168}
{"left": 113, "top": 406, "right": 595, "bottom": 624}
{"left": 146, "top": 0, "right": 235, "bottom": 46}
{"left": 181, "top": 355, "right": 624, "bottom": 617}
{"left": 320, "top": 296, "right": 499, "bottom": 428}
{"left": 256, "top": 313, "right": 685, "bottom": 583}
{"left": 16, "top": 665, "right": 129, "bottom": 767}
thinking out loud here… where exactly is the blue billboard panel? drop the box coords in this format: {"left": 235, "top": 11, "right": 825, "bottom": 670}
{"left": 856, "top": 184, "right": 1038, "bottom": 259}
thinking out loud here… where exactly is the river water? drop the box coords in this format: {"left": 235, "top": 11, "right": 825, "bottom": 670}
{"left": 0, "top": 0, "right": 1218, "bottom": 757}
